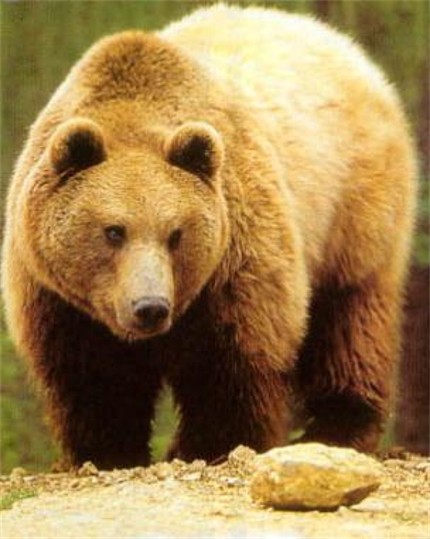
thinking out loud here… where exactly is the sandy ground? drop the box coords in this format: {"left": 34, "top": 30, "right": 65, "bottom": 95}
{"left": 1, "top": 448, "right": 429, "bottom": 539}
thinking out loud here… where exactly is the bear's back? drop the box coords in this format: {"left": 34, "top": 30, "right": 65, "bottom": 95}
{"left": 161, "top": 4, "right": 397, "bottom": 113}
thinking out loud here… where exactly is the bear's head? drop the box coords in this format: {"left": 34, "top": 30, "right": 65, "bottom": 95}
{"left": 20, "top": 117, "right": 230, "bottom": 340}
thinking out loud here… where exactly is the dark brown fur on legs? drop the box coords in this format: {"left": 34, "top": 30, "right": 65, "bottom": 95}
{"left": 395, "top": 266, "right": 429, "bottom": 455}
{"left": 165, "top": 297, "right": 290, "bottom": 463}
{"left": 297, "top": 273, "right": 401, "bottom": 452}
{"left": 24, "top": 287, "right": 163, "bottom": 470}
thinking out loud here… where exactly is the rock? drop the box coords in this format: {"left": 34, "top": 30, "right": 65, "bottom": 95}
{"left": 228, "top": 445, "right": 257, "bottom": 465}
{"left": 250, "top": 443, "right": 383, "bottom": 511}
{"left": 181, "top": 472, "right": 202, "bottom": 482}
{"left": 351, "top": 499, "right": 387, "bottom": 513}
{"left": 224, "top": 477, "right": 245, "bottom": 487}
{"left": 227, "top": 445, "right": 257, "bottom": 476}
{"left": 10, "top": 467, "right": 27, "bottom": 486}
{"left": 76, "top": 461, "right": 98, "bottom": 477}
{"left": 414, "top": 461, "right": 430, "bottom": 472}
{"left": 383, "top": 458, "right": 405, "bottom": 469}
{"left": 152, "top": 462, "right": 173, "bottom": 480}
{"left": 187, "top": 459, "right": 207, "bottom": 473}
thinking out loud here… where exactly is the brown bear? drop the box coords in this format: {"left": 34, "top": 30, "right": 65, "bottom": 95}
{"left": 2, "top": 5, "right": 417, "bottom": 469}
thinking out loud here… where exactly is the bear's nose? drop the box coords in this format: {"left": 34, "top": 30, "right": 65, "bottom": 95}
{"left": 132, "top": 296, "right": 171, "bottom": 332}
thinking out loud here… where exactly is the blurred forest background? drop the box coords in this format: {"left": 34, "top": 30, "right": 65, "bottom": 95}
{"left": 1, "top": 0, "right": 428, "bottom": 473}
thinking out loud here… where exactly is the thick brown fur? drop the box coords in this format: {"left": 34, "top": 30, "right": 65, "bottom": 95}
{"left": 2, "top": 5, "right": 417, "bottom": 468}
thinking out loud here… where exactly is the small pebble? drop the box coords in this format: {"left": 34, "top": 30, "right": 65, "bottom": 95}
{"left": 153, "top": 462, "right": 172, "bottom": 480}
{"left": 224, "top": 477, "right": 245, "bottom": 487}
{"left": 402, "top": 461, "right": 421, "bottom": 470}
{"left": 181, "top": 472, "right": 202, "bottom": 482}
{"left": 228, "top": 445, "right": 257, "bottom": 466}
{"left": 188, "top": 459, "right": 207, "bottom": 472}
{"left": 10, "top": 467, "right": 27, "bottom": 484}
{"left": 383, "top": 459, "right": 404, "bottom": 469}
{"left": 351, "top": 500, "right": 387, "bottom": 513}
{"left": 77, "top": 461, "right": 98, "bottom": 477}
{"left": 414, "top": 462, "right": 430, "bottom": 472}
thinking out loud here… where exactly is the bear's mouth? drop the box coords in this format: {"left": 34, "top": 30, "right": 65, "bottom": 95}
{"left": 112, "top": 315, "right": 172, "bottom": 343}
{"left": 125, "top": 322, "right": 172, "bottom": 342}
{"left": 92, "top": 301, "right": 170, "bottom": 342}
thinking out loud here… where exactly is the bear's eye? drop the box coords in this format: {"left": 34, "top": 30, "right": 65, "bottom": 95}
{"left": 168, "top": 228, "right": 182, "bottom": 251}
{"left": 104, "top": 225, "right": 126, "bottom": 246}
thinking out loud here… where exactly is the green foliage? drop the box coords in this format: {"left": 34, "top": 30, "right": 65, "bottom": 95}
{"left": 414, "top": 179, "right": 430, "bottom": 267}
{"left": 151, "top": 389, "right": 178, "bottom": 462}
{"left": 0, "top": 331, "right": 59, "bottom": 473}
{"left": 0, "top": 488, "right": 37, "bottom": 511}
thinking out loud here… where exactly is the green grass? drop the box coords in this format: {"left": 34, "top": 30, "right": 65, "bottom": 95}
{"left": 0, "top": 331, "right": 59, "bottom": 473}
{"left": 414, "top": 177, "right": 430, "bottom": 267}
{"left": 0, "top": 488, "right": 37, "bottom": 511}
{"left": 151, "top": 388, "right": 178, "bottom": 462}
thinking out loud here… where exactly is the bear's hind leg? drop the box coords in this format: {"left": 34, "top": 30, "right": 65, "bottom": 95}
{"left": 297, "top": 272, "right": 403, "bottom": 452}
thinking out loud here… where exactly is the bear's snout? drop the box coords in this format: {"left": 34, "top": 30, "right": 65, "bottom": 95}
{"left": 132, "top": 296, "right": 171, "bottom": 333}
{"left": 113, "top": 245, "right": 174, "bottom": 339}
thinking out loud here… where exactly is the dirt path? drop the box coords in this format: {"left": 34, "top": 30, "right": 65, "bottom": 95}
{"left": 1, "top": 449, "right": 429, "bottom": 539}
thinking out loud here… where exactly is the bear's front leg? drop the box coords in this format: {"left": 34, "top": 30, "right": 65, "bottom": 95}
{"left": 164, "top": 287, "right": 300, "bottom": 462}
{"left": 166, "top": 346, "right": 290, "bottom": 463}
{"left": 297, "top": 272, "right": 403, "bottom": 452}
{"left": 163, "top": 234, "right": 308, "bottom": 462}
{"left": 19, "top": 286, "right": 163, "bottom": 470}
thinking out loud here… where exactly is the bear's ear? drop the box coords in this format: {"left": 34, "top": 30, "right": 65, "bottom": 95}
{"left": 49, "top": 118, "right": 107, "bottom": 177}
{"left": 164, "top": 122, "right": 224, "bottom": 181}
